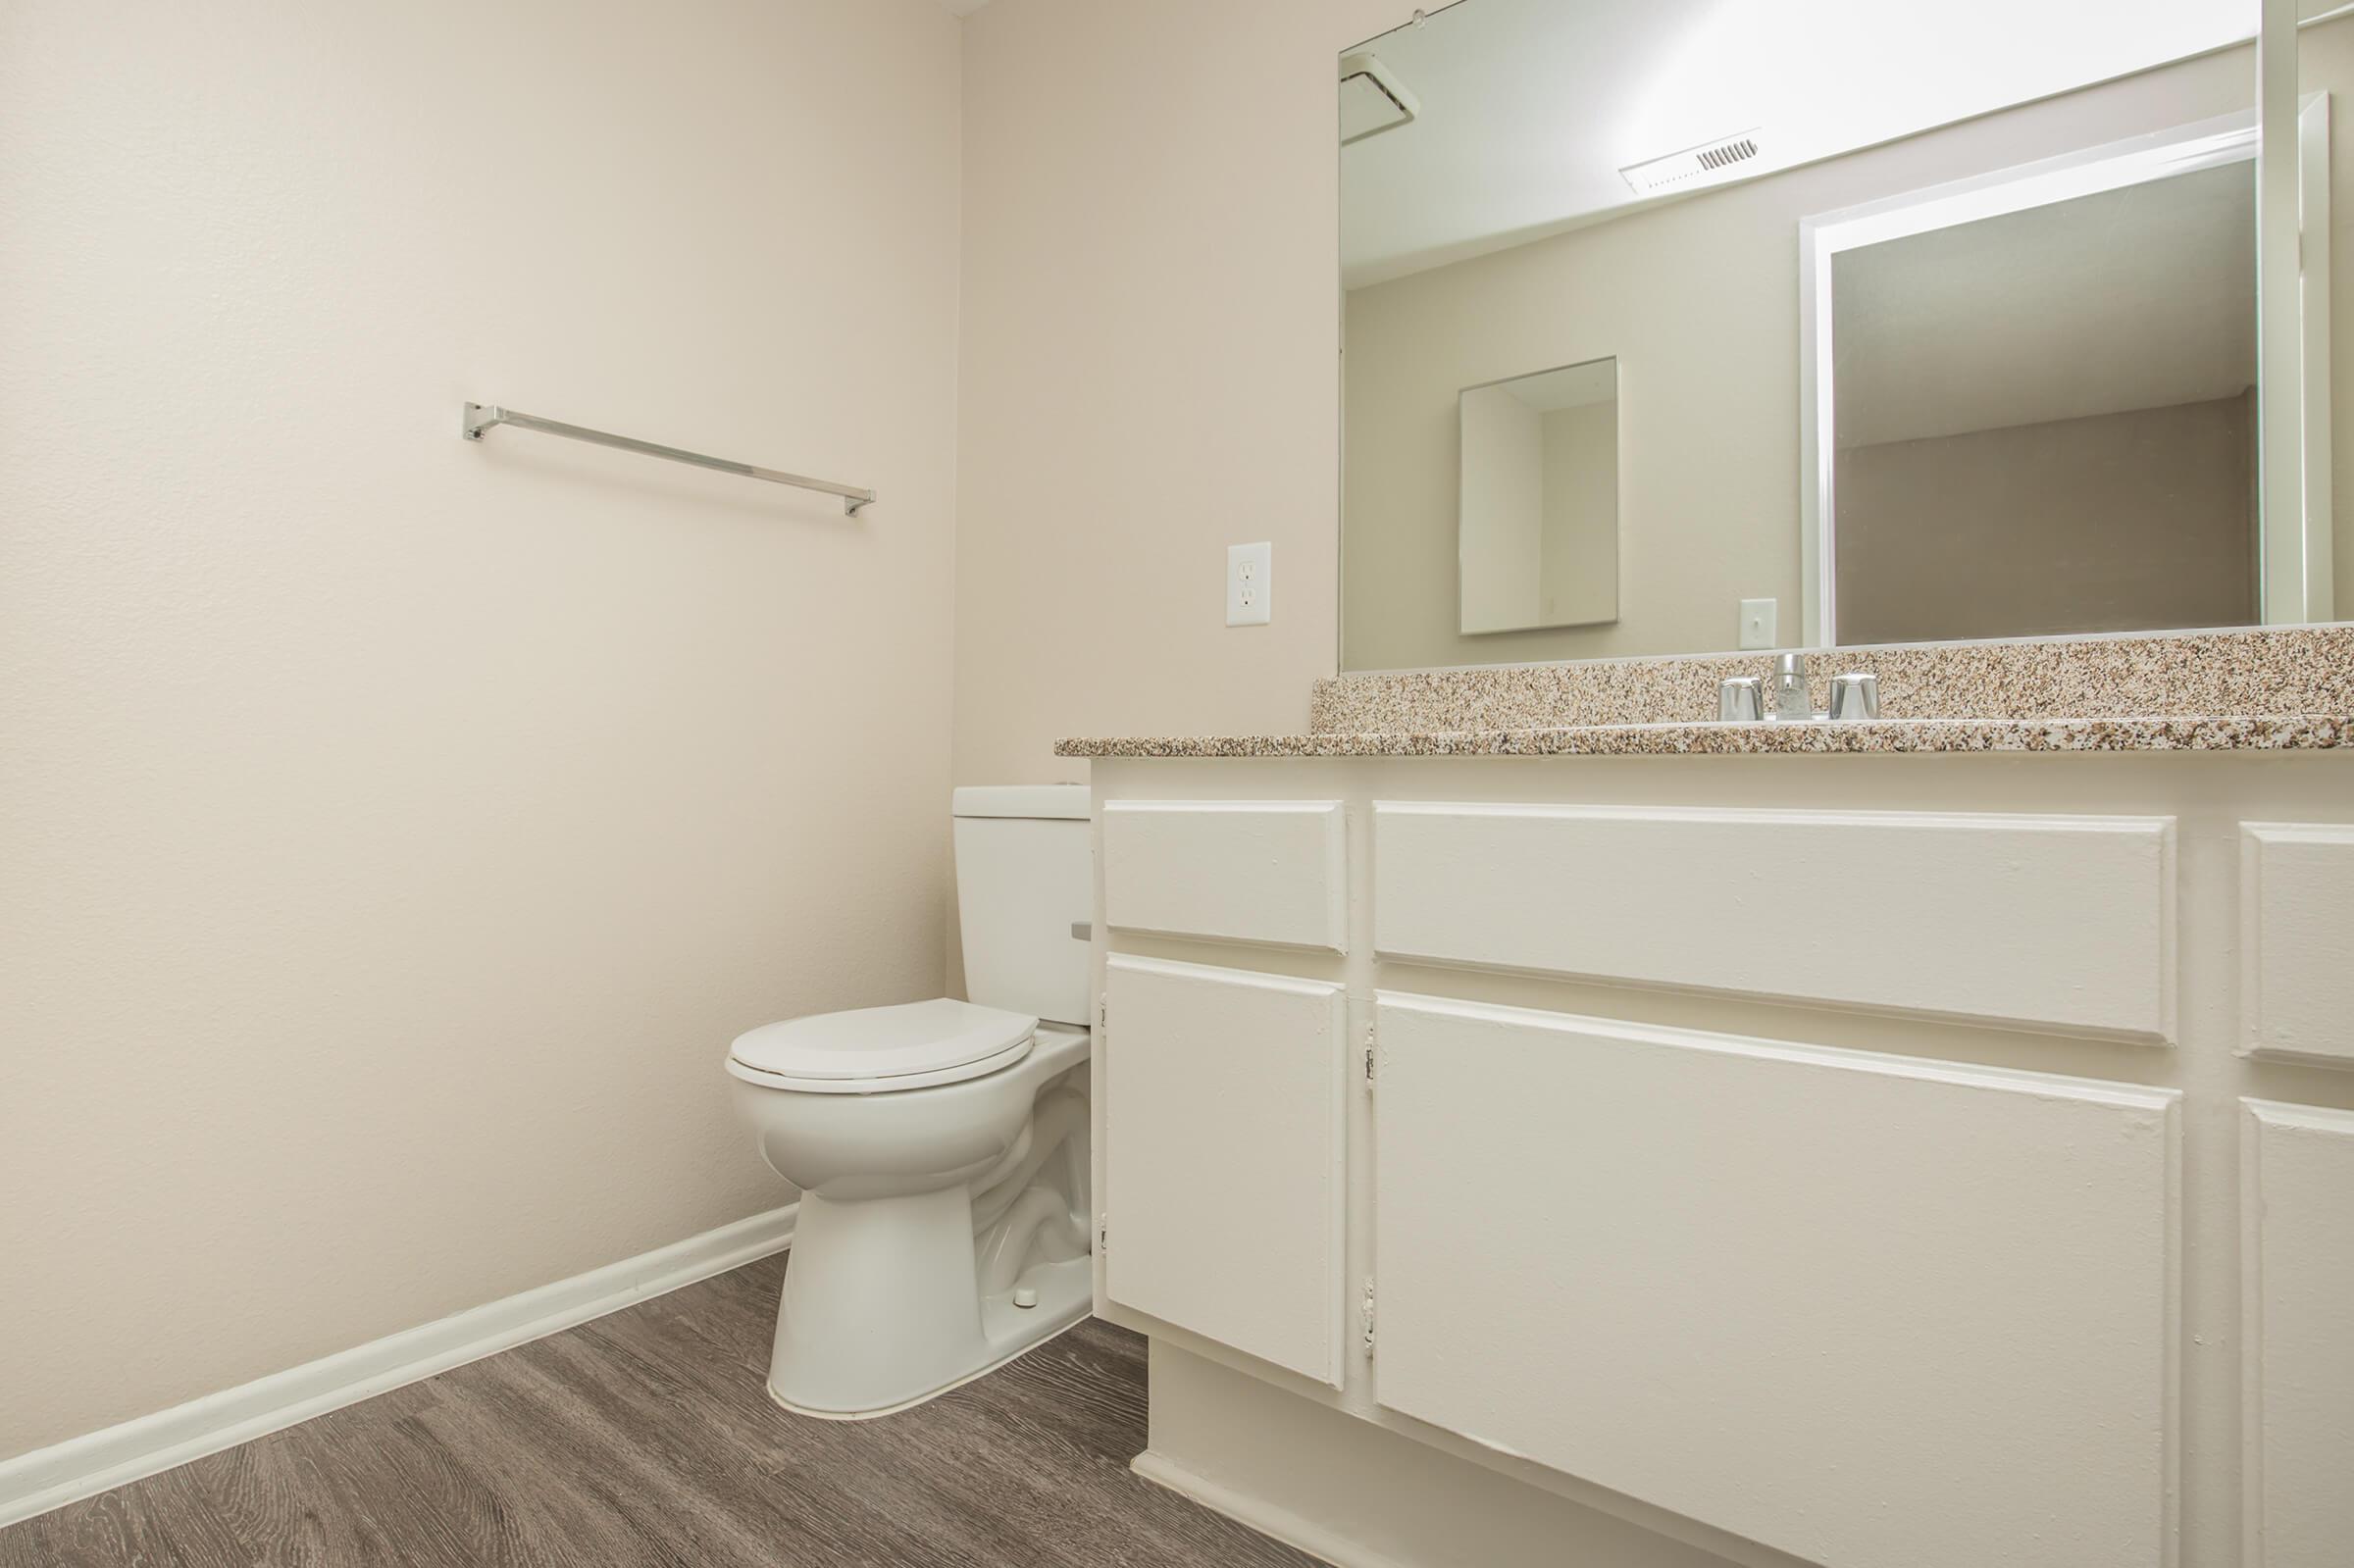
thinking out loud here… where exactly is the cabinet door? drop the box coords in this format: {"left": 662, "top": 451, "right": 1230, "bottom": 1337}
{"left": 2242, "top": 1099, "right": 2354, "bottom": 1568}
{"left": 1103, "top": 955, "right": 1347, "bottom": 1387}
{"left": 1373, "top": 992, "right": 2179, "bottom": 1568}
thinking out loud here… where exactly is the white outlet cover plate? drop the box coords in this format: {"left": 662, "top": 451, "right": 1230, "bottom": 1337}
{"left": 1228, "top": 542, "right": 1272, "bottom": 627}
{"left": 1739, "top": 597, "right": 1777, "bottom": 650}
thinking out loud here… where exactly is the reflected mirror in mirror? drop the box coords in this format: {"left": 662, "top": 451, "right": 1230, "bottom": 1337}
{"left": 1339, "top": 0, "right": 2342, "bottom": 673}
{"left": 1459, "top": 358, "right": 1619, "bottom": 635}
{"left": 1810, "top": 118, "right": 2275, "bottom": 644}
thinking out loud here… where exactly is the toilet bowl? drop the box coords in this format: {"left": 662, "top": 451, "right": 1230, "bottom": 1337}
{"left": 725, "top": 785, "right": 1096, "bottom": 1418}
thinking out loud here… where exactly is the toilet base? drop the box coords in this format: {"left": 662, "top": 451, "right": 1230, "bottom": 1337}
{"left": 766, "top": 1253, "right": 1094, "bottom": 1421}
{"left": 765, "top": 1183, "right": 1094, "bottom": 1419}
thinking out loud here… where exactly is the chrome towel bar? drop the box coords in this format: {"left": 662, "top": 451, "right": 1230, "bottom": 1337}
{"left": 461, "top": 403, "right": 874, "bottom": 516}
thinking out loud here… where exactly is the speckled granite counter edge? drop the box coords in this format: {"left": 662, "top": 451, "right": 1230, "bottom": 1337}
{"left": 1309, "top": 625, "right": 2354, "bottom": 733}
{"left": 1056, "top": 714, "right": 2350, "bottom": 758}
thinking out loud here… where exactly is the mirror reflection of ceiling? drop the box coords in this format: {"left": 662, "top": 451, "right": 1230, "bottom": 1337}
{"left": 1833, "top": 162, "right": 2257, "bottom": 447}
{"left": 1340, "top": 0, "right": 2261, "bottom": 287}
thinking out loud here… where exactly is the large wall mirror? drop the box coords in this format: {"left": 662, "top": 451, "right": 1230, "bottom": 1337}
{"left": 1339, "top": 0, "right": 2343, "bottom": 672}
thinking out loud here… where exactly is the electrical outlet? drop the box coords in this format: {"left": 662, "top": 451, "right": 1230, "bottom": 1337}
{"left": 1739, "top": 598, "right": 1777, "bottom": 650}
{"left": 1227, "top": 542, "right": 1272, "bottom": 627}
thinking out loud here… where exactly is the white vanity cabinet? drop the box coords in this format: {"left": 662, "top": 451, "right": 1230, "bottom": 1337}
{"left": 1372, "top": 801, "right": 2178, "bottom": 1039}
{"left": 1086, "top": 756, "right": 2354, "bottom": 1568}
{"left": 2240, "top": 1099, "right": 2354, "bottom": 1565}
{"left": 1098, "top": 953, "right": 1348, "bottom": 1389}
{"left": 1374, "top": 994, "right": 2175, "bottom": 1568}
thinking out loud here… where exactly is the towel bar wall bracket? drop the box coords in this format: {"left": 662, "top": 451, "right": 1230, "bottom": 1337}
{"left": 461, "top": 402, "right": 874, "bottom": 516}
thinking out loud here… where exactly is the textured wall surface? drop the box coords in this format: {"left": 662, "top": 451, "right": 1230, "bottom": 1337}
{"left": 949, "top": 0, "right": 1408, "bottom": 792}
{"left": 1835, "top": 393, "right": 2259, "bottom": 644}
{"left": 0, "top": 0, "right": 964, "bottom": 1460}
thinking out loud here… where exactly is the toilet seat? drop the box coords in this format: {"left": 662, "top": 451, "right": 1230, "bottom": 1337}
{"left": 727, "top": 997, "right": 1038, "bottom": 1095}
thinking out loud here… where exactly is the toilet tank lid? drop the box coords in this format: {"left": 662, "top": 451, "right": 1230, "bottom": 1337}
{"left": 730, "top": 997, "right": 1039, "bottom": 1082}
{"left": 951, "top": 784, "right": 1089, "bottom": 821}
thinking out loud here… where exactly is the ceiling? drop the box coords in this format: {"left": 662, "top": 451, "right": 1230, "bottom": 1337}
{"left": 1832, "top": 160, "right": 2256, "bottom": 447}
{"left": 1341, "top": 0, "right": 2262, "bottom": 287}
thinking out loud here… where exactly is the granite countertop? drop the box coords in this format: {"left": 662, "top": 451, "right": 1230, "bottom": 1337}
{"left": 1059, "top": 628, "right": 2354, "bottom": 758}
{"left": 1055, "top": 714, "right": 2351, "bottom": 758}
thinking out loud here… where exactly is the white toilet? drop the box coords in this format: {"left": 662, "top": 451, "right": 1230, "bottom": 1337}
{"left": 725, "top": 784, "right": 1095, "bottom": 1418}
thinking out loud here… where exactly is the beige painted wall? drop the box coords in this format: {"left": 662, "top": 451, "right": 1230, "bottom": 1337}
{"left": 1837, "top": 393, "right": 2259, "bottom": 644}
{"left": 949, "top": 0, "right": 1409, "bottom": 790}
{"left": 0, "top": 0, "right": 962, "bottom": 1462}
{"left": 1342, "top": 30, "right": 2354, "bottom": 671}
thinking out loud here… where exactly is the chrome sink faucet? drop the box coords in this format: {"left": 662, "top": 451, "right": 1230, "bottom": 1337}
{"left": 1717, "top": 652, "right": 1879, "bottom": 723}
{"left": 1770, "top": 651, "right": 1812, "bottom": 723}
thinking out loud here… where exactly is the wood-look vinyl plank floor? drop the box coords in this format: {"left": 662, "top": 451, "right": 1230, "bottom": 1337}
{"left": 2, "top": 1253, "right": 1317, "bottom": 1568}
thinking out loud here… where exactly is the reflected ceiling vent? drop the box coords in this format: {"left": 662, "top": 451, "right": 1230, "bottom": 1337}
{"left": 1620, "top": 128, "right": 1766, "bottom": 195}
{"left": 1341, "top": 52, "right": 1421, "bottom": 145}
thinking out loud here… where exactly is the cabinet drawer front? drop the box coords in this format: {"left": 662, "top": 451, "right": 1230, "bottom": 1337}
{"left": 2241, "top": 824, "right": 2354, "bottom": 1067}
{"left": 1103, "top": 955, "right": 1347, "bottom": 1386}
{"left": 2241, "top": 1099, "right": 2354, "bottom": 1567}
{"left": 1103, "top": 800, "right": 1347, "bottom": 951}
{"left": 1373, "top": 992, "right": 2178, "bottom": 1568}
{"left": 1374, "top": 802, "right": 2175, "bottom": 1040}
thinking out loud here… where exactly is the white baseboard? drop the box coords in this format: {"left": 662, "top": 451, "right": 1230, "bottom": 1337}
{"left": 0, "top": 1203, "right": 795, "bottom": 1531}
{"left": 1132, "top": 1451, "right": 1367, "bottom": 1568}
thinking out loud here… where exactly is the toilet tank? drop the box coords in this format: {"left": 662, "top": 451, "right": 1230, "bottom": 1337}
{"left": 951, "top": 784, "right": 1092, "bottom": 1027}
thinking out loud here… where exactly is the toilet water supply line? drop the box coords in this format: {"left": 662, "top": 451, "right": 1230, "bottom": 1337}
{"left": 970, "top": 1087, "right": 1090, "bottom": 1294}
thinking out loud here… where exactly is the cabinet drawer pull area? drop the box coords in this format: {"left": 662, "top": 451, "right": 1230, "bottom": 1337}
{"left": 1103, "top": 800, "right": 1347, "bottom": 952}
{"left": 1372, "top": 801, "right": 2175, "bottom": 1041}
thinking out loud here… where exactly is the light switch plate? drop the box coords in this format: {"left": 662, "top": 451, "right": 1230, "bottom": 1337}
{"left": 1738, "top": 598, "right": 1777, "bottom": 650}
{"left": 1228, "top": 542, "right": 1272, "bottom": 627}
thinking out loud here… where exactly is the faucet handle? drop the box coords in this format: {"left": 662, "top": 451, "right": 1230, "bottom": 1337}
{"left": 1718, "top": 676, "right": 1765, "bottom": 722}
{"left": 1827, "top": 672, "right": 1880, "bottom": 721}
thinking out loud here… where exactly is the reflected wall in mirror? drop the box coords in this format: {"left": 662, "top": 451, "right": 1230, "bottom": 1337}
{"left": 1459, "top": 358, "right": 1619, "bottom": 634}
{"left": 1339, "top": 0, "right": 2347, "bottom": 673}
